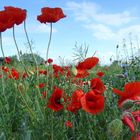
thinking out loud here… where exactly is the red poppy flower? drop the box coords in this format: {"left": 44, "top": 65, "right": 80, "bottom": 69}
{"left": 39, "top": 70, "right": 47, "bottom": 75}
{"left": 2, "top": 66, "right": 9, "bottom": 73}
{"left": 77, "top": 57, "right": 99, "bottom": 70}
{"left": 37, "top": 83, "right": 45, "bottom": 89}
{"left": 0, "top": 10, "right": 14, "bottom": 32}
{"left": 4, "top": 57, "right": 11, "bottom": 64}
{"left": 67, "top": 89, "right": 84, "bottom": 113}
{"left": 96, "top": 71, "right": 104, "bottom": 77}
{"left": 4, "top": 6, "right": 26, "bottom": 25}
{"left": 37, "top": 7, "right": 66, "bottom": 23}
{"left": 41, "top": 91, "right": 47, "bottom": 98}
{"left": 113, "top": 82, "right": 140, "bottom": 107}
{"left": 22, "top": 72, "right": 28, "bottom": 79}
{"left": 65, "top": 121, "right": 72, "bottom": 128}
{"left": 53, "top": 64, "right": 64, "bottom": 78}
{"left": 46, "top": 58, "right": 53, "bottom": 64}
{"left": 75, "top": 68, "right": 89, "bottom": 78}
{"left": 90, "top": 78, "right": 106, "bottom": 95}
{"left": 81, "top": 90, "right": 104, "bottom": 115}
{"left": 8, "top": 68, "right": 19, "bottom": 80}
{"left": 48, "top": 87, "right": 64, "bottom": 111}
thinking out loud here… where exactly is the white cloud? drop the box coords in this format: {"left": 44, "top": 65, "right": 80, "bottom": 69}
{"left": 94, "top": 11, "right": 137, "bottom": 26}
{"left": 66, "top": 1, "right": 137, "bottom": 26}
{"left": 66, "top": 1, "right": 139, "bottom": 41}
{"left": 66, "top": 1, "right": 99, "bottom": 23}
{"left": 84, "top": 24, "right": 140, "bottom": 40}
{"left": 85, "top": 24, "right": 115, "bottom": 40}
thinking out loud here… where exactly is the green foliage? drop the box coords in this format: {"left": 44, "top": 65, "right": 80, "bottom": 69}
{"left": 20, "top": 53, "right": 44, "bottom": 65}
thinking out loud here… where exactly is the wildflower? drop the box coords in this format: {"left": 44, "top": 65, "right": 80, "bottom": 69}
{"left": 4, "top": 57, "right": 11, "bottom": 64}
{"left": 37, "top": 83, "right": 45, "bottom": 89}
{"left": 0, "top": 10, "right": 14, "bottom": 32}
{"left": 77, "top": 57, "right": 99, "bottom": 70}
{"left": 113, "top": 82, "right": 140, "bottom": 107}
{"left": 41, "top": 91, "right": 47, "bottom": 98}
{"left": 2, "top": 66, "right": 9, "bottom": 73}
{"left": 47, "top": 58, "right": 53, "bottom": 64}
{"left": 67, "top": 89, "right": 84, "bottom": 113}
{"left": 65, "top": 121, "right": 72, "bottom": 128}
{"left": 39, "top": 70, "right": 47, "bottom": 75}
{"left": 96, "top": 71, "right": 104, "bottom": 77}
{"left": 4, "top": 6, "right": 27, "bottom": 25}
{"left": 81, "top": 90, "right": 104, "bottom": 115}
{"left": 48, "top": 87, "right": 64, "bottom": 111}
{"left": 90, "top": 78, "right": 106, "bottom": 95}
{"left": 22, "top": 72, "right": 28, "bottom": 79}
{"left": 75, "top": 68, "right": 89, "bottom": 78}
{"left": 37, "top": 7, "right": 66, "bottom": 23}
{"left": 8, "top": 68, "right": 19, "bottom": 80}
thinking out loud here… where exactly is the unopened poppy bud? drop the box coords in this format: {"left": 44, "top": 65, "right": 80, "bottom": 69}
{"left": 60, "top": 98, "right": 64, "bottom": 103}
{"left": 122, "top": 100, "right": 134, "bottom": 110}
{"left": 28, "top": 70, "right": 34, "bottom": 76}
{"left": 71, "top": 66, "right": 77, "bottom": 76}
{"left": 107, "top": 119, "right": 123, "bottom": 139}
{"left": 18, "top": 83, "right": 25, "bottom": 93}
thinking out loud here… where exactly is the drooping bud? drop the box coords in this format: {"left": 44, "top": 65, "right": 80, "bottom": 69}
{"left": 122, "top": 100, "right": 134, "bottom": 110}
{"left": 71, "top": 66, "right": 77, "bottom": 76}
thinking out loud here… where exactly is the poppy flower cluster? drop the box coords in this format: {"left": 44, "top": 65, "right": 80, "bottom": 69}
{"left": 0, "top": 6, "right": 26, "bottom": 32}
{"left": 46, "top": 56, "right": 106, "bottom": 115}
{"left": 37, "top": 7, "right": 66, "bottom": 23}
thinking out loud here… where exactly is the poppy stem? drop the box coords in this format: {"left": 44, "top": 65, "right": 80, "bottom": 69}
{"left": 0, "top": 32, "right": 5, "bottom": 58}
{"left": 23, "top": 20, "right": 39, "bottom": 80}
{"left": 12, "top": 26, "right": 28, "bottom": 74}
{"left": 12, "top": 26, "right": 21, "bottom": 60}
{"left": 46, "top": 23, "right": 53, "bottom": 93}
{"left": 46, "top": 23, "right": 53, "bottom": 61}
{"left": 0, "top": 32, "right": 9, "bottom": 113}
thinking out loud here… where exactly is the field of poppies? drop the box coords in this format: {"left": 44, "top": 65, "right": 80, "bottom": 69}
{"left": 0, "top": 6, "right": 140, "bottom": 140}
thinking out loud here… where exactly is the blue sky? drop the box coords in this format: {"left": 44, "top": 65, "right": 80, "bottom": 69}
{"left": 0, "top": 0, "right": 140, "bottom": 65}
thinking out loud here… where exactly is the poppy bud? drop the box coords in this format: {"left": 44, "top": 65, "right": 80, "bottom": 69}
{"left": 18, "top": 83, "right": 25, "bottom": 93}
{"left": 60, "top": 97, "right": 64, "bottom": 103}
{"left": 107, "top": 119, "right": 123, "bottom": 139}
{"left": 122, "top": 100, "right": 134, "bottom": 110}
{"left": 71, "top": 66, "right": 77, "bottom": 76}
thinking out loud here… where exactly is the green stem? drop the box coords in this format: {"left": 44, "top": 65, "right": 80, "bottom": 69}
{"left": 23, "top": 20, "right": 39, "bottom": 80}
{"left": 0, "top": 32, "right": 9, "bottom": 113}
{"left": 18, "top": 88, "right": 36, "bottom": 121}
{"left": 45, "top": 23, "right": 53, "bottom": 93}
{"left": 0, "top": 32, "right": 5, "bottom": 58}
{"left": 12, "top": 26, "right": 28, "bottom": 74}
{"left": 46, "top": 23, "right": 53, "bottom": 62}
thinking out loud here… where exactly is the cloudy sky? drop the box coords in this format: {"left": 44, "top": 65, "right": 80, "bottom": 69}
{"left": 0, "top": 0, "right": 140, "bottom": 65}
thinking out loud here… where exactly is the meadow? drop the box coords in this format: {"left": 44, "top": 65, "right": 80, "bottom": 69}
{"left": 0, "top": 6, "right": 140, "bottom": 140}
